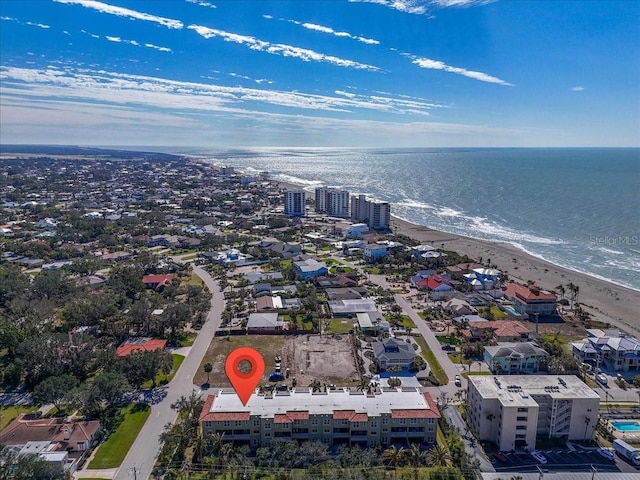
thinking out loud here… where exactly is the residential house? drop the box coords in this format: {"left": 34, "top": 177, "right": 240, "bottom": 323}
{"left": 504, "top": 283, "right": 557, "bottom": 318}
{"left": 424, "top": 274, "right": 454, "bottom": 300}
{"left": 316, "top": 274, "right": 359, "bottom": 288}
{"left": 363, "top": 244, "right": 390, "bottom": 263}
{"left": 571, "top": 330, "right": 640, "bottom": 373}
{"left": 462, "top": 321, "right": 530, "bottom": 343}
{"left": 443, "top": 298, "right": 477, "bottom": 316}
{"left": 446, "top": 263, "right": 484, "bottom": 281}
{"left": 116, "top": 338, "right": 167, "bottom": 357}
{"left": 247, "top": 313, "right": 284, "bottom": 334}
{"left": 372, "top": 338, "right": 415, "bottom": 370}
{"left": 463, "top": 268, "right": 502, "bottom": 291}
{"left": 256, "top": 296, "right": 284, "bottom": 311}
{"left": 142, "top": 273, "right": 175, "bottom": 290}
{"left": 205, "top": 248, "right": 253, "bottom": 266}
{"left": 293, "top": 258, "right": 328, "bottom": 280}
{"left": 484, "top": 342, "right": 549, "bottom": 374}
{"left": 325, "top": 287, "right": 368, "bottom": 301}
{"left": 200, "top": 388, "right": 440, "bottom": 449}
{"left": 245, "top": 271, "right": 284, "bottom": 285}
{"left": 328, "top": 298, "right": 377, "bottom": 317}
{"left": 344, "top": 223, "right": 369, "bottom": 239}
{"left": 409, "top": 270, "right": 436, "bottom": 289}
{"left": 356, "top": 312, "right": 390, "bottom": 335}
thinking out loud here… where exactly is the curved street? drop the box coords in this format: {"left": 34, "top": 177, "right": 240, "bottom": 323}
{"left": 75, "top": 264, "right": 224, "bottom": 480}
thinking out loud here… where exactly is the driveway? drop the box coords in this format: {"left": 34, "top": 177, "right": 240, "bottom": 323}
{"left": 76, "top": 265, "right": 224, "bottom": 480}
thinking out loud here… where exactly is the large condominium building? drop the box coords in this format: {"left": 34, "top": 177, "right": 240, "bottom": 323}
{"left": 283, "top": 190, "right": 306, "bottom": 217}
{"left": 350, "top": 195, "right": 391, "bottom": 229}
{"left": 467, "top": 375, "right": 599, "bottom": 452}
{"left": 315, "top": 187, "right": 350, "bottom": 218}
{"left": 199, "top": 387, "right": 440, "bottom": 449}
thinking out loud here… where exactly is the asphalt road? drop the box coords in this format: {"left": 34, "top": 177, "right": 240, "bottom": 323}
{"left": 114, "top": 265, "right": 224, "bottom": 480}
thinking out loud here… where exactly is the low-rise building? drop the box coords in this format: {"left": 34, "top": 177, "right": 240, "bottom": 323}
{"left": 247, "top": 313, "right": 284, "bottom": 334}
{"left": 199, "top": 387, "right": 440, "bottom": 449}
{"left": 504, "top": 283, "right": 557, "bottom": 317}
{"left": 462, "top": 320, "right": 530, "bottom": 343}
{"left": 467, "top": 375, "right": 599, "bottom": 452}
{"left": 372, "top": 338, "right": 415, "bottom": 370}
{"left": 293, "top": 258, "right": 328, "bottom": 280}
{"left": 571, "top": 329, "right": 640, "bottom": 373}
{"left": 484, "top": 342, "right": 549, "bottom": 374}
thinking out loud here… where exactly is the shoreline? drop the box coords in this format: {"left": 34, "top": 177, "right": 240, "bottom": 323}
{"left": 278, "top": 180, "right": 640, "bottom": 336}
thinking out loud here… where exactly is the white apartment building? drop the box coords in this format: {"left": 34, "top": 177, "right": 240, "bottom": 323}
{"left": 350, "top": 195, "right": 390, "bottom": 229}
{"left": 283, "top": 190, "right": 306, "bottom": 217}
{"left": 200, "top": 387, "right": 440, "bottom": 448}
{"left": 467, "top": 375, "right": 600, "bottom": 452}
{"left": 315, "top": 187, "right": 350, "bottom": 218}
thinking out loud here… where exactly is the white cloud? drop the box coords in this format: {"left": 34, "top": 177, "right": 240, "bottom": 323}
{"left": 298, "top": 21, "right": 380, "bottom": 45}
{"left": 335, "top": 90, "right": 357, "bottom": 98}
{"left": 185, "top": 0, "right": 216, "bottom": 8}
{"left": 0, "top": 65, "right": 442, "bottom": 119}
{"left": 54, "top": 0, "right": 183, "bottom": 29}
{"left": 188, "top": 24, "right": 380, "bottom": 71}
{"left": 145, "top": 43, "right": 172, "bottom": 53}
{"left": 262, "top": 14, "right": 273, "bottom": 19}
{"left": 25, "top": 21, "right": 50, "bottom": 29}
{"left": 571, "top": 86, "right": 584, "bottom": 92}
{"left": 105, "top": 36, "right": 121, "bottom": 42}
{"left": 411, "top": 56, "right": 513, "bottom": 86}
{"left": 349, "top": 0, "right": 495, "bottom": 14}
{"left": 1, "top": 16, "right": 16, "bottom": 21}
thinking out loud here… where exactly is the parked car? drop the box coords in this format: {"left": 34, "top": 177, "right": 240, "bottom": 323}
{"left": 442, "top": 344, "right": 456, "bottom": 351}
{"left": 454, "top": 375, "right": 462, "bottom": 386}
{"left": 597, "top": 448, "right": 614, "bottom": 461}
{"left": 596, "top": 373, "right": 608, "bottom": 385}
{"left": 530, "top": 451, "right": 547, "bottom": 464}
{"left": 493, "top": 451, "right": 508, "bottom": 463}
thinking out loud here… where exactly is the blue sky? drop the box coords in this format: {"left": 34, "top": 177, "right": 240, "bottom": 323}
{"left": 1, "top": 0, "right": 638, "bottom": 147}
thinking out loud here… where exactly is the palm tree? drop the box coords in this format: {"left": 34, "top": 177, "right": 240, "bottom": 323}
{"left": 357, "top": 378, "right": 371, "bottom": 392}
{"left": 203, "top": 362, "right": 213, "bottom": 384}
{"left": 382, "top": 445, "right": 404, "bottom": 476}
{"left": 426, "top": 444, "right": 450, "bottom": 467}
{"left": 309, "top": 379, "right": 323, "bottom": 392}
{"left": 555, "top": 284, "right": 565, "bottom": 310}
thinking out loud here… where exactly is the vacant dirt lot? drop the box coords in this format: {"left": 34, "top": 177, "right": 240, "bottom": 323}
{"left": 283, "top": 334, "right": 360, "bottom": 387}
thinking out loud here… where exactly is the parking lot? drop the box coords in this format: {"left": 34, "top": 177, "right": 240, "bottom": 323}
{"left": 492, "top": 448, "right": 623, "bottom": 473}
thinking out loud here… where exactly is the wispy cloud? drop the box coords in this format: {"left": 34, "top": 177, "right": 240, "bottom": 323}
{"left": 571, "top": 86, "right": 584, "bottom": 92}
{"left": 410, "top": 56, "right": 513, "bottom": 86}
{"left": 350, "top": 0, "right": 495, "bottom": 14}
{"left": 288, "top": 20, "right": 380, "bottom": 45}
{"left": 185, "top": 0, "right": 216, "bottom": 8}
{"left": 145, "top": 43, "right": 172, "bottom": 53}
{"left": 54, "top": 0, "right": 183, "bottom": 29}
{"left": 188, "top": 25, "right": 380, "bottom": 71}
{"left": 0, "top": 65, "right": 441, "bottom": 118}
{"left": 25, "top": 21, "right": 50, "bottom": 29}
{"left": 262, "top": 14, "right": 273, "bottom": 19}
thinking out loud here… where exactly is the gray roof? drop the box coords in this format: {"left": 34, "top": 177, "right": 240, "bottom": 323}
{"left": 485, "top": 342, "right": 548, "bottom": 359}
{"left": 372, "top": 338, "right": 415, "bottom": 363}
{"left": 247, "top": 313, "right": 282, "bottom": 329}
{"left": 328, "top": 298, "right": 377, "bottom": 314}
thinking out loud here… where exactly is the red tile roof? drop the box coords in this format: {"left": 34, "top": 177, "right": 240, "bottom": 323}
{"left": 116, "top": 338, "right": 167, "bottom": 357}
{"left": 333, "top": 410, "right": 357, "bottom": 420}
{"left": 423, "top": 392, "right": 441, "bottom": 418}
{"left": 391, "top": 409, "right": 440, "bottom": 419}
{"left": 208, "top": 412, "right": 250, "bottom": 422}
{"left": 505, "top": 283, "right": 556, "bottom": 302}
{"left": 350, "top": 413, "right": 369, "bottom": 422}
{"left": 427, "top": 274, "right": 451, "bottom": 290}
{"left": 142, "top": 274, "right": 174, "bottom": 286}
{"left": 462, "top": 321, "right": 529, "bottom": 340}
{"left": 199, "top": 395, "right": 216, "bottom": 421}
{"left": 274, "top": 414, "right": 293, "bottom": 424}
{"left": 0, "top": 416, "right": 101, "bottom": 451}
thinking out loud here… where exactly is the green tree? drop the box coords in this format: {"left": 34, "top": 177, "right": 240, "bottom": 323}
{"left": 32, "top": 374, "right": 78, "bottom": 411}
{"left": 203, "top": 362, "right": 213, "bottom": 384}
{"left": 426, "top": 444, "right": 450, "bottom": 467}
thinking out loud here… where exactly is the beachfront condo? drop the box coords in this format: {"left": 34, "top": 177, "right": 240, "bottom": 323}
{"left": 284, "top": 190, "right": 306, "bottom": 217}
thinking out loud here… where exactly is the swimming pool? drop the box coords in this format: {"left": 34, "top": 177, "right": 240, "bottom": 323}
{"left": 611, "top": 421, "right": 640, "bottom": 432}
{"left": 503, "top": 306, "right": 521, "bottom": 317}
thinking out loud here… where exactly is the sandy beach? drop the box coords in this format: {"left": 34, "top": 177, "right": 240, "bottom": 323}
{"left": 391, "top": 216, "right": 640, "bottom": 336}
{"left": 279, "top": 181, "right": 639, "bottom": 336}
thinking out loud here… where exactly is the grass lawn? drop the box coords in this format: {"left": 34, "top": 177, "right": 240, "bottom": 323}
{"left": 490, "top": 306, "right": 507, "bottom": 319}
{"left": 328, "top": 317, "right": 356, "bottom": 334}
{"left": 187, "top": 273, "right": 204, "bottom": 285}
{"left": 141, "top": 354, "right": 185, "bottom": 389}
{"left": 195, "top": 336, "right": 287, "bottom": 386}
{"left": 283, "top": 314, "right": 313, "bottom": 331}
{"left": 179, "top": 333, "right": 197, "bottom": 347}
{"left": 0, "top": 405, "right": 38, "bottom": 430}
{"left": 413, "top": 337, "right": 448, "bottom": 385}
{"left": 401, "top": 316, "right": 416, "bottom": 329}
{"left": 436, "top": 334, "right": 459, "bottom": 345}
{"left": 88, "top": 403, "right": 150, "bottom": 469}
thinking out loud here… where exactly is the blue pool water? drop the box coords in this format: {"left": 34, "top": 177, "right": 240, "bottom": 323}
{"left": 503, "top": 306, "right": 522, "bottom": 317}
{"left": 611, "top": 421, "right": 640, "bottom": 432}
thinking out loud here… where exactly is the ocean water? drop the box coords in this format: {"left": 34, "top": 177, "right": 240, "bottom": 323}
{"left": 181, "top": 147, "right": 640, "bottom": 291}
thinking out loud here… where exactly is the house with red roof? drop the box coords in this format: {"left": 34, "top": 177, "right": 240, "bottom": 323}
{"left": 142, "top": 273, "right": 175, "bottom": 290}
{"left": 504, "top": 283, "right": 557, "bottom": 317}
{"left": 116, "top": 337, "right": 167, "bottom": 357}
{"left": 462, "top": 320, "right": 530, "bottom": 343}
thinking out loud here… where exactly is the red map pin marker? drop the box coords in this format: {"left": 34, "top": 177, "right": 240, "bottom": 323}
{"left": 225, "top": 347, "right": 265, "bottom": 406}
